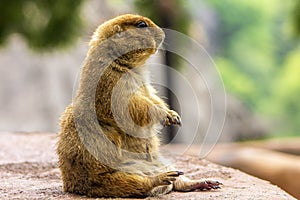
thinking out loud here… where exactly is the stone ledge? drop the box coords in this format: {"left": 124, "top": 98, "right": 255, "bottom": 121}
{"left": 0, "top": 132, "right": 295, "bottom": 200}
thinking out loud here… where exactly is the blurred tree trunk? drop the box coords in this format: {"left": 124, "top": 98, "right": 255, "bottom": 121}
{"left": 154, "top": 0, "right": 177, "bottom": 143}
{"left": 134, "top": 0, "right": 190, "bottom": 143}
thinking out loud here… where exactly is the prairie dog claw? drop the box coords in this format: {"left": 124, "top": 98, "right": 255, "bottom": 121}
{"left": 193, "top": 180, "right": 222, "bottom": 191}
{"left": 163, "top": 111, "right": 182, "bottom": 126}
{"left": 152, "top": 171, "right": 184, "bottom": 186}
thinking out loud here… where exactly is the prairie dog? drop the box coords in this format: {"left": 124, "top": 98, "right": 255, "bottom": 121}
{"left": 57, "top": 14, "right": 221, "bottom": 197}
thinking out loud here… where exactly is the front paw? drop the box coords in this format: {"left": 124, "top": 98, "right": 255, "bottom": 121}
{"left": 151, "top": 171, "right": 184, "bottom": 186}
{"left": 162, "top": 110, "right": 181, "bottom": 127}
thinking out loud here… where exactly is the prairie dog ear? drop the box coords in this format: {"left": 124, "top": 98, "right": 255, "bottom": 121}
{"left": 113, "top": 24, "right": 123, "bottom": 36}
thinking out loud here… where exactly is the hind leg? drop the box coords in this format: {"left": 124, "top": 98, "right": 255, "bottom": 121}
{"left": 173, "top": 175, "right": 222, "bottom": 192}
{"left": 86, "top": 171, "right": 183, "bottom": 197}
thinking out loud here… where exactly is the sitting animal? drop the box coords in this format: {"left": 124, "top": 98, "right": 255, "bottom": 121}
{"left": 57, "top": 14, "right": 221, "bottom": 197}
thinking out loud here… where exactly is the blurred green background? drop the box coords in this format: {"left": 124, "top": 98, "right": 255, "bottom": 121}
{"left": 207, "top": 0, "right": 300, "bottom": 137}
{"left": 0, "top": 0, "right": 300, "bottom": 139}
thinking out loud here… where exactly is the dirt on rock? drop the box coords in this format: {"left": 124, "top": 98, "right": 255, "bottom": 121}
{"left": 0, "top": 132, "right": 296, "bottom": 200}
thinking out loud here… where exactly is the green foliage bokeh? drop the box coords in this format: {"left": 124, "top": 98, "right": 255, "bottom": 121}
{"left": 273, "top": 46, "right": 300, "bottom": 135}
{"left": 0, "top": 0, "right": 83, "bottom": 50}
{"left": 207, "top": 0, "right": 300, "bottom": 135}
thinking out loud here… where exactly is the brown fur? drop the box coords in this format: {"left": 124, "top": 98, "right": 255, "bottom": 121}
{"left": 57, "top": 14, "right": 221, "bottom": 198}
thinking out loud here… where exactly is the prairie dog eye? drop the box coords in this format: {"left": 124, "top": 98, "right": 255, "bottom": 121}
{"left": 136, "top": 21, "right": 148, "bottom": 28}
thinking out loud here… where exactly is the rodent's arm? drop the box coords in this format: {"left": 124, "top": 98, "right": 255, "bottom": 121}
{"left": 144, "top": 85, "right": 169, "bottom": 109}
{"left": 145, "top": 86, "right": 182, "bottom": 126}
{"left": 129, "top": 90, "right": 181, "bottom": 127}
{"left": 129, "top": 94, "right": 166, "bottom": 127}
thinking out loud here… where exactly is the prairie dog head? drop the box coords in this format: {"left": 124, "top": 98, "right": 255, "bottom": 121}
{"left": 89, "top": 14, "right": 165, "bottom": 67}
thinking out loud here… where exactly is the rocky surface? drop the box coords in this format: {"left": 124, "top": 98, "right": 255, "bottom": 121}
{"left": 206, "top": 141, "right": 300, "bottom": 199}
{"left": 0, "top": 132, "right": 295, "bottom": 200}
